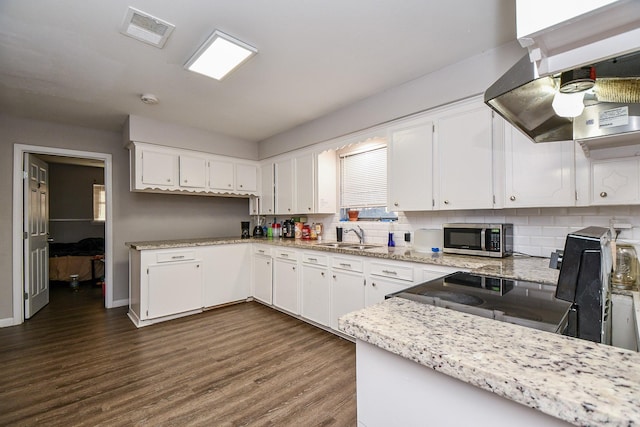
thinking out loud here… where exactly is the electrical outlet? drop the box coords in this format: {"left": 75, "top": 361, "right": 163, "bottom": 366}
{"left": 610, "top": 218, "right": 632, "bottom": 230}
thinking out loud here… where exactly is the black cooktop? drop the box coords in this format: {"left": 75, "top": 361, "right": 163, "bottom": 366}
{"left": 389, "top": 272, "right": 572, "bottom": 333}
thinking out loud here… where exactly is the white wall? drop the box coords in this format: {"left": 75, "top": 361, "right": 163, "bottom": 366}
{"left": 258, "top": 41, "right": 525, "bottom": 159}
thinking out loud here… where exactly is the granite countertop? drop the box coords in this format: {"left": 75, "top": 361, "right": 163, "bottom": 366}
{"left": 125, "top": 237, "right": 560, "bottom": 285}
{"left": 339, "top": 298, "right": 640, "bottom": 427}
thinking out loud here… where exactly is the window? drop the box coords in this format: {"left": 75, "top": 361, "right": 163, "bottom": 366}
{"left": 339, "top": 140, "right": 397, "bottom": 221}
{"left": 93, "top": 184, "right": 105, "bottom": 222}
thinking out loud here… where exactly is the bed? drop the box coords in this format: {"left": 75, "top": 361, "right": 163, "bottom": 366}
{"left": 49, "top": 237, "right": 104, "bottom": 282}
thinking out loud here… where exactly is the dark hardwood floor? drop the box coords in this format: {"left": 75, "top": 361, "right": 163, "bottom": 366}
{"left": 0, "top": 282, "right": 357, "bottom": 426}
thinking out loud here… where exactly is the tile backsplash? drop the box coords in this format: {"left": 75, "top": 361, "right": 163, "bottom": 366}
{"left": 306, "top": 205, "right": 640, "bottom": 257}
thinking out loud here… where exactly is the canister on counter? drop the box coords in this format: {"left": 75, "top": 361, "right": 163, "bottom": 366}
{"left": 295, "top": 222, "right": 303, "bottom": 239}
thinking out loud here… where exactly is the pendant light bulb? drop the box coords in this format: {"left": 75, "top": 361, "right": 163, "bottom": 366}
{"left": 552, "top": 91, "right": 585, "bottom": 118}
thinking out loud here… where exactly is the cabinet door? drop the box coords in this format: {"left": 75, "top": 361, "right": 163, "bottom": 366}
{"left": 316, "top": 150, "right": 337, "bottom": 214}
{"left": 253, "top": 254, "right": 273, "bottom": 305}
{"left": 365, "top": 277, "right": 412, "bottom": 307}
{"left": 141, "top": 149, "right": 178, "bottom": 187}
{"left": 209, "top": 159, "right": 235, "bottom": 191}
{"left": 301, "top": 264, "right": 331, "bottom": 326}
{"left": 236, "top": 163, "right": 258, "bottom": 193}
{"left": 201, "top": 245, "right": 250, "bottom": 307}
{"left": 147, "top": 261, "right": 202, "bottom": 319}
{"left": 273, "top": 258, "right": 299, "bottom": 314}
{"left": 260, "top": 163, "right": 275, "bottom": 215}
{"left": 436, "top": 101, "right": 494, "bottom": 210}
{"left": 179, "top": 155, "right": 207, "bottom": 188}
{"left": 388, "top": 118, "right": 434, "bottom": 211}
{"left": 275, "top": 158, "right": 294, "bottom": 215}
{"left": 591, "top": 158, "right": 640, "bottom": 205}
{"left": 504, "top": 123, "right": 575, "bottom": 207}
{"left": 331, "top": 270, "right": 365, "bottom": 331}
{"left": 295, "top": 154, "right": 315, "bottom": 214}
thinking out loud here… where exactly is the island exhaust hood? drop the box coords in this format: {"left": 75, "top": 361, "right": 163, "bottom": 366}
{"left": 484, "top": 50, "right": 640, "bottom": 149}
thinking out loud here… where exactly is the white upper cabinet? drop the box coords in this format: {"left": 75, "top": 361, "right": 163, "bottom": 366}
{"left": 179, "top": 155, "right": 207, "bottom": 188}
{"left": 129, "top": 142, "right": 257, "bottom": 196}
{"left": 208, "top": 159, "right": 235, "bottom": 191}
{"left": 387, "top": 117, "right": 434, "bottom": 211}
{"left": 275, "top": 158, "right": 294, "bottom": 215}
{"left": 137, "top": 147, "right": 178, "bottom": 188}
{"left": 236, "top": 163, "right": 258, "bottom": 193}
{"left": 316, "top": 150, "right": 337, "bottom": 214}
{"left": 591, "top": 157, "right": 640, "bottom": 205}
{"left": 260, "top": 163, "right": 275, "bottom": 215}
{"left": 434, "top": 98, "right": 494, "bottom": 210}
{"left": 294, "top": 153, "right": 315, "bottom": 214}
{"left": 503, "top": 121, "right": 575, "bottom": 208}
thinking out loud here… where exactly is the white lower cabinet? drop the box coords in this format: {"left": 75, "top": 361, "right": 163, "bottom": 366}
{"left": 331, "top": 256, "right": 365, "bottom": 332}
{"left": 301, "top": 259, "right": 331, "bottom": 326}
{"left": 201, "top": 244, "right": 251, "bottom": 308}
{"left": 252, "top": 246, "right": 273, "bottom": 305}
{"left": 273, "top": 249, "right": 299, "bottom": 314}
{"left": 128, "top": 248, "right": 203, "bottom": 327}
{"left": 366, "top": 260, "right": 416, "bottom": 306}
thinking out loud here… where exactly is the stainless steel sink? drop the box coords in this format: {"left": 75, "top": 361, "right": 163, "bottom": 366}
{"left": 342, "top": 244, "right": 381, "bottom": 250}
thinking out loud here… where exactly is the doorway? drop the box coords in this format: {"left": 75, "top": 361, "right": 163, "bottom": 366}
{"left": 12, "top": 144, "right": 114, "bottom": 325}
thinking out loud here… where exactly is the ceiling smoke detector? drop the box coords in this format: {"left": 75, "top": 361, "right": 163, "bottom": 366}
{"left": 120, "top": 7, "right": 175, "bottom": 48}
{"left": 140, "top": 94, "right": 159, "bottom": 105}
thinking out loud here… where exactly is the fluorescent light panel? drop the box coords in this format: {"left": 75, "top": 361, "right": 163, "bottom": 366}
{"left": 185, "top": 30, "right": 257, "bottom": 80}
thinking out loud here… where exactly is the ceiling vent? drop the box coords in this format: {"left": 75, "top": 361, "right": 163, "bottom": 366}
{"left": 120, "top": 7, "right": 175, "bottom": 48}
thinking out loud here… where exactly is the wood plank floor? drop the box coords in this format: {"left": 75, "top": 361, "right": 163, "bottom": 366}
{"left": 0, "top": 283, "right": 357, "bottom": 426}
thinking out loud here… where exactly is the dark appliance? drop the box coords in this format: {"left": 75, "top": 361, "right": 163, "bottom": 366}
{"left": 390, "top": 272, "right": 572, "bottom": 333}
{"left": 443, "top": 223, "right": 513, "bottom": 258}
{"left": 241, "top": 221, "right": 250, "bottom": 239}
{"left": 554, "top": 226, "right": 613, "bottom": 344}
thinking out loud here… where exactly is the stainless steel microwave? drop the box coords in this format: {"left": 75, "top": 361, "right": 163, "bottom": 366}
{"left": 443, "top": 223, "right": 513, "bottom": 258}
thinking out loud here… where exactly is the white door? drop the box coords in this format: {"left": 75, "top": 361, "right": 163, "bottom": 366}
{"left": 179, "top": 155, "right": 207, "bottom": 188}
{"left": 209, "top": 159, "right": 235, "bottom": 191}
{"left": 294, "top": 154, "right": 315, "bottom": 214}
{"left": 236, "top": 163, "right": 258, "bottom": 193}
{"left": 273, "top": 258, "right": 299, "bottom": 314}
{"left": 24, "top": 154, "right": 49, "bottom": 319}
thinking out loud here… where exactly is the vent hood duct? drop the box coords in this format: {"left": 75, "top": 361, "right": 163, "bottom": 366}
{"left": 485, "top": 50, "right": 640, "bottom": 150}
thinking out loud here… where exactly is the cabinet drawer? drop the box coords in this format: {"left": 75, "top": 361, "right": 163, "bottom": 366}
{"left": 332, "top": 256, "right": 363, "bottom": 272}
{"left": 156, "top": 250, "right": 197, "bottom": 263}
{"left": 253, "top": 246, "right": 271, "bottom": 256}
{"left": 302, "top": 252, "right": 327, "bottom": 266}
{"left": 369, "top": 262, "right": 414, "bottom": 282}
{"left": 274, "top": 248, "right": 297, "bottom": 260}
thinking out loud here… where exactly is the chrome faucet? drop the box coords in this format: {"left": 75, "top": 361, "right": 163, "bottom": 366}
{"left": 344, "top": 225, "right": 365, "bottom": 244}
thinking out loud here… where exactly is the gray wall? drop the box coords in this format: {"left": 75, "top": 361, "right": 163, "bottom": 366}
{"left": 258, "top": 41, "right": 526, "bottom": 158}
{"left": 48, "top": 163, "right": 105, "bottom": 243}
{"left": 0, "top": 114, "right": 255, "bottom": 320}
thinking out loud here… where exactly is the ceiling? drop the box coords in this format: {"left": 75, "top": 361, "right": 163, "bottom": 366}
{"left": 0, "top": 1, "right": 517, "bottom": 143}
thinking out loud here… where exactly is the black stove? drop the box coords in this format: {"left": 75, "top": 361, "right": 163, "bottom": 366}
{"left": 389, "top": 272, "right": 572, "bottom": 333}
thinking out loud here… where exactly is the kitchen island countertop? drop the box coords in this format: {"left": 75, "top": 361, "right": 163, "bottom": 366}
{"left": 339, "top": 297, "right": 640, "bottom": 427}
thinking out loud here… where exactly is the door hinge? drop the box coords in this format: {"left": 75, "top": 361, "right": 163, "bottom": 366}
{"left": 24, "top": 292, "right": 28, "bottom": 300}
{"left": 146, "top": 268, "right": 149, "bottom": 274}
{"left": 432, "top": 199, "right": 435, "bottom": 207}
{"left": 493, "top": 195, "right": 496, "bottom": 204}
{"left": 23, "top": 231, "right": 28, "bottom": 239}
{"left": 23, "top": 171, "right": 28, "bottom": 179}
{"left": 432, "top": 124, "right": 435, "bottom": 133}
{"left": 575, "top": 190, "right": 579, "bottom": 201}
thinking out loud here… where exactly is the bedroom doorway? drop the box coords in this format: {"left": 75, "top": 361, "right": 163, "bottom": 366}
{"left": 12, "top": 144, "right": 113, "bottom": 325}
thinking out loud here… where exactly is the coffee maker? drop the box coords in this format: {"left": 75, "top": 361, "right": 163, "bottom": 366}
{"left": 555, "top": 226, "right": 613, "bottom": 344}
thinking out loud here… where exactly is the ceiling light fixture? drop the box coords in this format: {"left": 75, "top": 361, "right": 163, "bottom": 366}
{"left": 184, "top": 30, "right": 257, "bottom": 81}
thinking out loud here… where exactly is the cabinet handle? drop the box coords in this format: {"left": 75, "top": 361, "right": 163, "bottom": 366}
{"left": 394, "top": 202, "right": 399, "bottom": 207}
{"left": 382, "top": 269, "right": 397, "bottom": 275}
{"left": 166, "top": 178, "right": 171, "bottom": 182}
{"left": 171, "top": 255, "right": 185, "bottom": 259}
{"left": 600, "top": 191, "right": 608, "bottom": 198}
{"left": 258, "top": 250, "right": 265, "bottom": 254}
{"left": 372, "top": 282, "right": 377, "bottom": 287}
{"left": 509, "top": 195, "right": 516, "bottom": 201}
{"left": 444, "top": 200, "right": 450, "bottom": 205}
{"left": 239, "top": 184, "right": 243, "bottom": 188}
{"left": 308, "top": 257, "right": 317, "bottom": 262}
{"left": 281, "top": 253, "right": 288, "bottom": 257}
{"left": 340, "top": 263, "right": 352, "bottom": 268}
{"left": 332, "top": 274, "right": 336, "bottom": 279}
{"left": 321, "top": 272, "right": 325, "bottom": 277}
{"left": 267, "top": 261, "right": 270, "bottom": 265}
{"left": 183, "top": 179, "right": 188, "bottom": 183}
{"left": 292, "top": 266, "right": 296, "bottom": 271}
{"left": 196, "top": 264, "right": 200, "bottom": 268}
{"left": 308, "top": 207, "right": 311, "bottom": 211}
{"left": 288, "top": 208, "right": 291, "bottom": 212}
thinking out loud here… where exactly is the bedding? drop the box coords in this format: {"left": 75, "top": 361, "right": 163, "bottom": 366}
{"left": 49, "top": 237, "right": 104, "bottom": 282}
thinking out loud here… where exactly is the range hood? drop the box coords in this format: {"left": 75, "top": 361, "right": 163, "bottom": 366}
{"left": 485, "top": 50, "right": 640, "bottom": 148}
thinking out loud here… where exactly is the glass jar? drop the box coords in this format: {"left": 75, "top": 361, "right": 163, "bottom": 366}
{"left": 611, "top": 243, "right": 638, "bottom": 290}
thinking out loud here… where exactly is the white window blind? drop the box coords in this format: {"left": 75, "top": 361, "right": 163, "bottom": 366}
{"left": 340, "top": 147, "right": 387, "bottom": 208}
{"left": 93, "top": 184, "right": 106, "bottom": 222}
